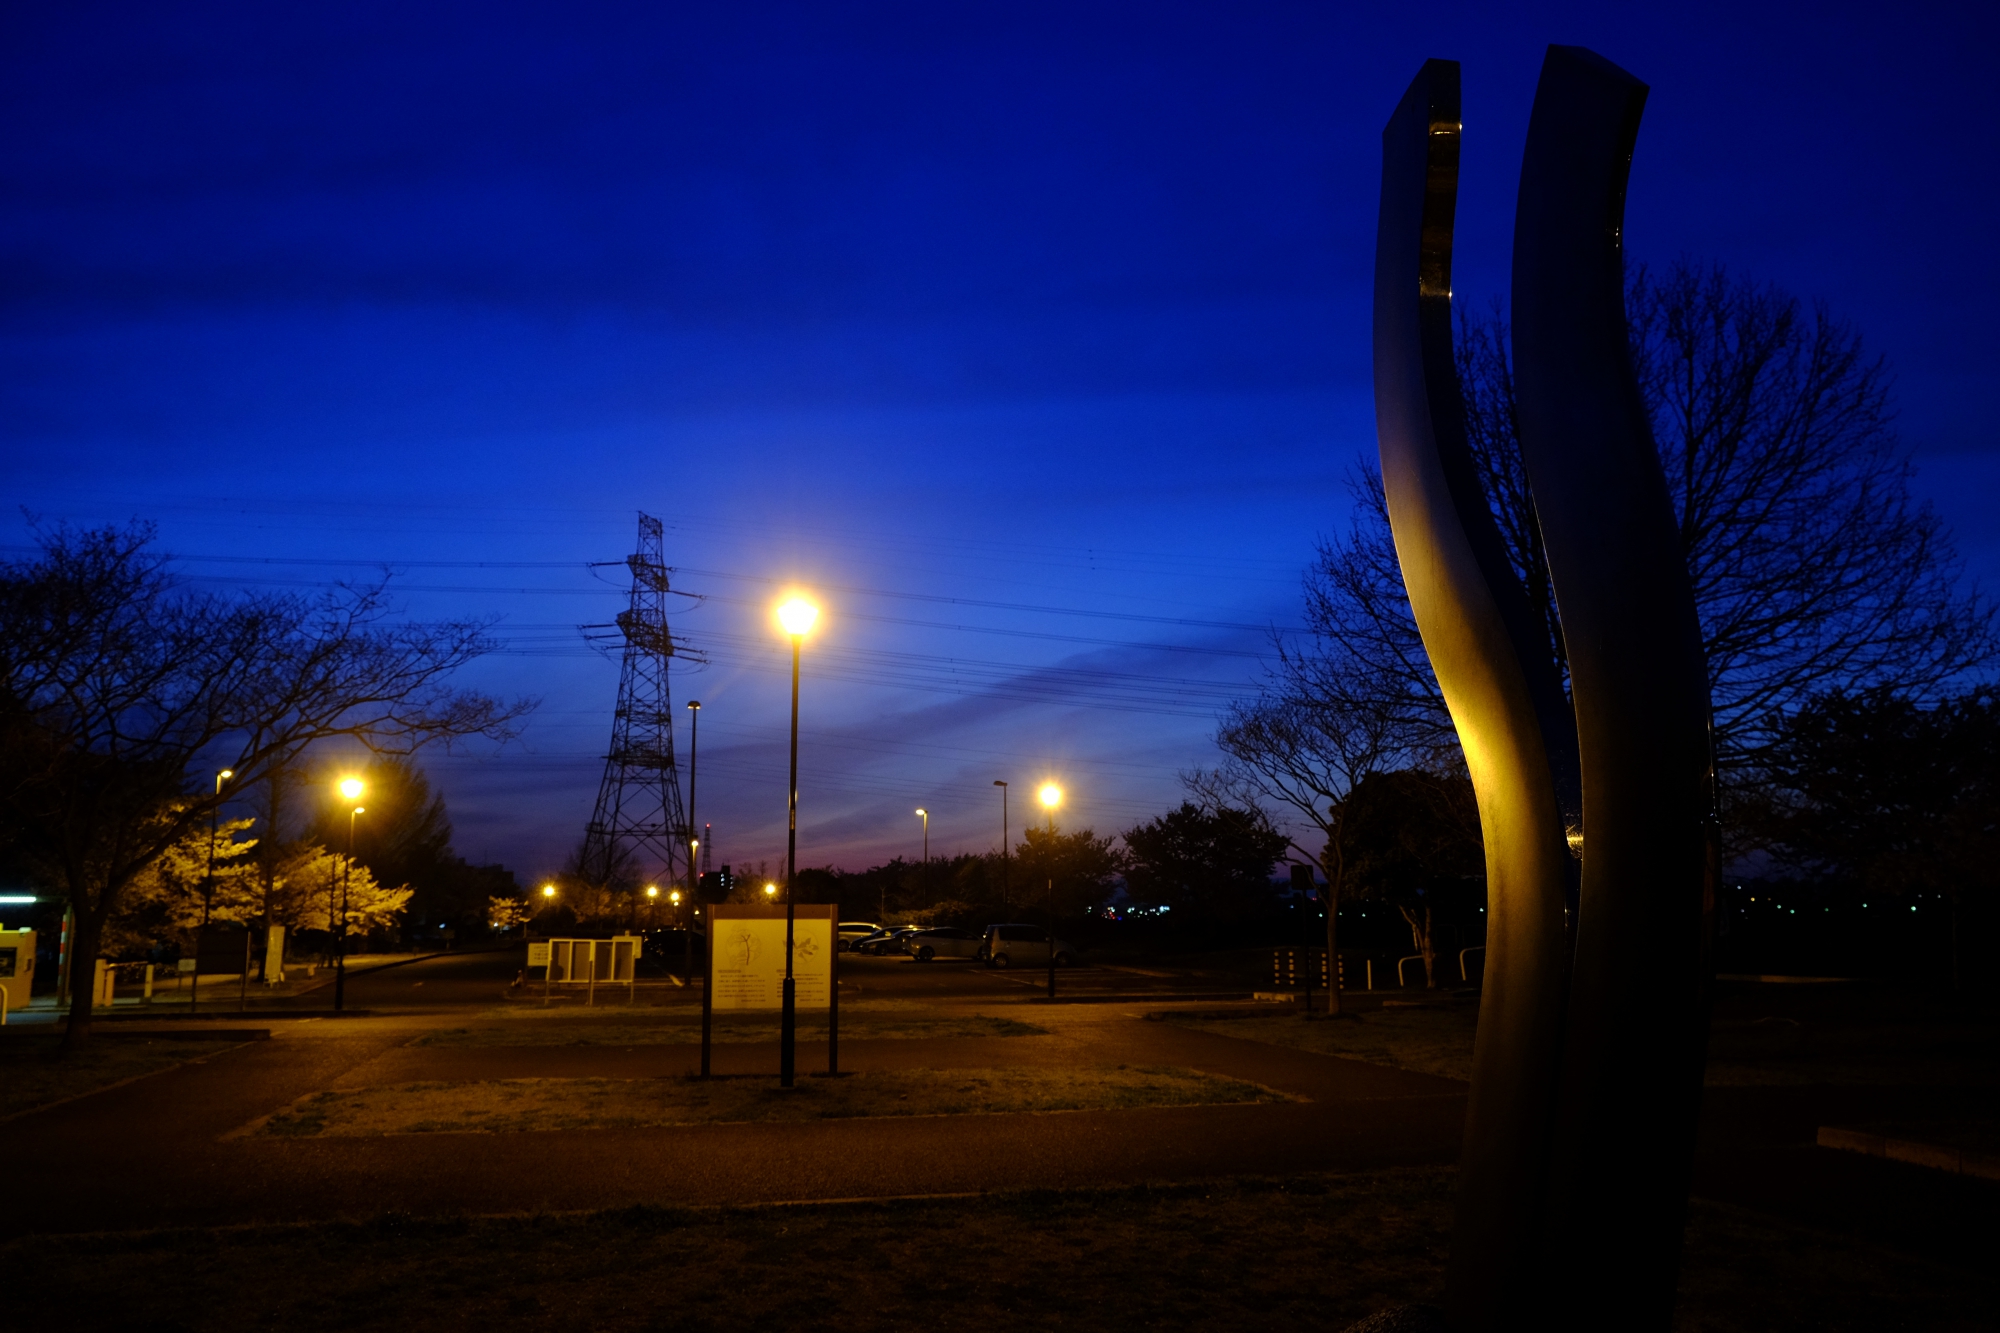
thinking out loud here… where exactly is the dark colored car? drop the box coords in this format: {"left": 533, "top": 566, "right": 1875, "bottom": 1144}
{"left": 853, "top": 926, "right": 920, "bottom": 956}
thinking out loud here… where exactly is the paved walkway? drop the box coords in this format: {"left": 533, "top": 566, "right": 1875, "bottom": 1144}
{"left": 15, "top": 949, "right": 1991, "bottom": 1270}
{"left": 6, "top": 1004, "right": 1468, "bottom": 1240}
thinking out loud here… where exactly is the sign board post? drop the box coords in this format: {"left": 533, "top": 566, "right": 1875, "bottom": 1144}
{"left": 527, "top": 939, "right": 552, "bottom": 1006}
{"left": 703, "top": 904, "right": 836, "bottom": 1078}
{"left": 193, "top": 922, "right": 250, "bottom": 1015}
{"left": 265, "top": 925, "right": 286, "bottom": 985}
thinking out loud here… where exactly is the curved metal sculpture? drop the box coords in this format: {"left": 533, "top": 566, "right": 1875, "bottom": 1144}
{"left": 1370, "top": 58, "right": 1577, "bottom": 1332}
{"left": 1372, "top": 46, "right": 1716, "bottom": 1331}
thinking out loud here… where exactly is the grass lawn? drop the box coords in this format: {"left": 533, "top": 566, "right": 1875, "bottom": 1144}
{"left": 412, "top": 1012, "right": 1046, "bottom": 1046}
{"left": 236, "top": 1065, "right": 1295, "bottom": 1137}
{"left": 10, "top": 1169, "right": 1991, "bottom": 1332}
{"left": 1172, "top": 992, "right": 2000, "bottom": 1088}
{"left": 0, "top": 1034, "right": 249, "bottom": 1120}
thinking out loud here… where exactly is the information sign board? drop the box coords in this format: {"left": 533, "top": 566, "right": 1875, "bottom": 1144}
{"left": 706, "top": 904, "right": 833, "bottom": 1011}
{"left": 527, "top": 941, "right": 551, "bottom": 968}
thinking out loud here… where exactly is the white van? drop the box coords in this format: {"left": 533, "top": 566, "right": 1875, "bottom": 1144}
{"left": 979, "top": 923, "right": 1078, "bottom": 968}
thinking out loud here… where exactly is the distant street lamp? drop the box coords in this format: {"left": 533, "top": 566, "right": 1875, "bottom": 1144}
{"left": 775, "top": 595, "right": 818, "bottom": 1089}
{"left": 542, "top": 883, "right": 557, "bottom": 900}
{"left": 993, "top": 781, "right": 1009, "bottom": 911}
{"left": 334, "top": 776, "right": 365, "bottom": 1013}
{"left": 669, "top": 889, "right": 684, "bottom": 981}
{"left": 686, "top": 699, "right": 702, "bottom": 902}
{"left": 1039, "top": 783, "right": 1063, "bottom": 1000}
{"left": 915, "top": 808, "right": 929, "bottom": 864}
{"left": 202, "top": 768, "right": 233, "bottom": 928}
{"left": 764, "top": 882, "right": 778, "bottom": 898}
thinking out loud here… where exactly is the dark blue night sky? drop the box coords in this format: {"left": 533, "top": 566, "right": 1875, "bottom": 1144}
{"left": 4, "top": 2, "right": 1994, "bottom": 883}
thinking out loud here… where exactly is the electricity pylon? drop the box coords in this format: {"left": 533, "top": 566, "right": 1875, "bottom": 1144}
{"left": 579, "top": 513, "right": 696, "bottom": 892}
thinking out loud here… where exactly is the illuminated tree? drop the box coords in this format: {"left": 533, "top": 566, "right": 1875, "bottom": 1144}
{"left": 0, "top": 522, "right": 527, "bottom": 1047}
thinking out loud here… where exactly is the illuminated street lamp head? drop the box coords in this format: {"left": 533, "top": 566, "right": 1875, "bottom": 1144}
{"left": 763, "top": 882, "right": 778, "bottom": 898}
{"left": 218, "top": 768, "right": 234, "bottom": 781}
{"left": 338, "top": 777, "right": 364, "bottom": 801}
{"left": 915, "top": 808, "right": 927, "bottom": 818}
{"left": 351, "top": 806, "right": 365, "bottom": 817}
{"left": 776, "top": 596, "right": 819, "bottom": 638}
{"left": 542, "top": 883, "right": 556, "bottom": 898}
{"left": 646, "top": 885, "right": 659, "bottom": 899}
{"left": 1038, "top": 783, "right": 1063, "bottom": 811}
{"left": 669, "top": 890, "right": 681, "bottom": 904}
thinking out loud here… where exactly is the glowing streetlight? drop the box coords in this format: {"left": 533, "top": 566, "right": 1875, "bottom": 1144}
{"left": 915, "top": 808, "right": 929, "bottom": 862}
{"left": 776, "top": 597, "right": 819, "bottom": 637}
{"left": 542, "top": 883, "right": 557, "bottom": 898}
{"left": 764, "top": 883, "right": 778, "bottom": 898}
{"left": 334, "top": 777, "right": 366, "bottom": 1013}
{"left": 1038, "top": 783, "right": 1063, "bottom": 816}
{"left": 773, "top": 593, "right": 819, "bottom": 1087}
{"left": 646, "top": 885, "right": 659, "bottom": 899}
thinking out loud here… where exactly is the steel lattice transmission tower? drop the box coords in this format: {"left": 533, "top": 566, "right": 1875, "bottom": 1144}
{"left": 579, "top": 513, "right": 698, "bottom": 892}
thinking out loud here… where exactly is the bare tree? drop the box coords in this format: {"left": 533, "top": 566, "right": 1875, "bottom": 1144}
{"left": 1281, "top": 259, "right": 1992, "bottom": 845}
{"left": 1187, "top": 631, "right": 1433, "bottom": 1012}
{"left": 0, "top": 523, "right": 531, "bottom": 1047}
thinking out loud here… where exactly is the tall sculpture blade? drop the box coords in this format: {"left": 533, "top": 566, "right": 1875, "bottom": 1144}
{"left": 1371, "top": 58, "right": 1578, "bottom": 1332}
{"left": 1510, "top": 44, "right": 1716, "bottom": 1328}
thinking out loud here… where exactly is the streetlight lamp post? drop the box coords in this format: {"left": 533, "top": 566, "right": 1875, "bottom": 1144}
{"left": 686, "top": 698, "right": 701, "bottom": 898}
{"left": 202, "top": 769, "right": 234, "bottom": 928}
{"left": 915, "top": 808, "right": 929, "bottom": 864}
{"left": 1039, "top": 783, "right": 1062, "bottom": 1000}
{"left": 669, "top": 889, "right": 684, "bottom": 982}
{"left": 334, "top": 777, "right": 365, "bottom": 1012}
{"left": 993, "top": 781, "right": 1009, "bottom": 912}
{"left": 776, "top": 597, "right": 818, "bottom": 1088}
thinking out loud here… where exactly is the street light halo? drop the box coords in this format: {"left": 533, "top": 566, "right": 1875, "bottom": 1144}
{"left": 338, "top": 776, "right": 364, "bottom": 800}
{"left": 1038, "top": 782, "right": 1063, "bottom": 810}
{"left": 646, "top": 885, "right": 659, "bottom": 898}
{"left": 542, "top": 884, "right": 556, "bottom": 898}
{"left": 776, "top": 596, "right": 819, "bottom": 637}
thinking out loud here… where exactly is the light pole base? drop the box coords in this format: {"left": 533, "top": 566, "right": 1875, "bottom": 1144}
{"left": 779, "top": 976, "right": 796, "bottom": 1087}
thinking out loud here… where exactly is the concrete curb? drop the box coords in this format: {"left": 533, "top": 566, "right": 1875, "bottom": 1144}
{"left": 1817, "top": 1125, "right": 2000, "bottom": 1183}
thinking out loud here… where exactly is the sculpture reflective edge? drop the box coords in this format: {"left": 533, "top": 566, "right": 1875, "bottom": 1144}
{"left": 1509, "top": 44, "right": 1717, "bottom": 1329}
{"left": 1370, "top": 58, "right": 1576, "bottom": 1332}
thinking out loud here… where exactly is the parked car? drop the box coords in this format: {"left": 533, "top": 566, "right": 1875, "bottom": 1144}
{"left": 979, "top": 923, "right": 1078, "bottom": 968}
{"left": 853, "top": 926, "right": 921, "bottom": 957}
{"left": 907, "top": 926, "right": 982, "bottom": 962}
{"left": 836, "top": 922, "right": 881, "bottom": 951}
